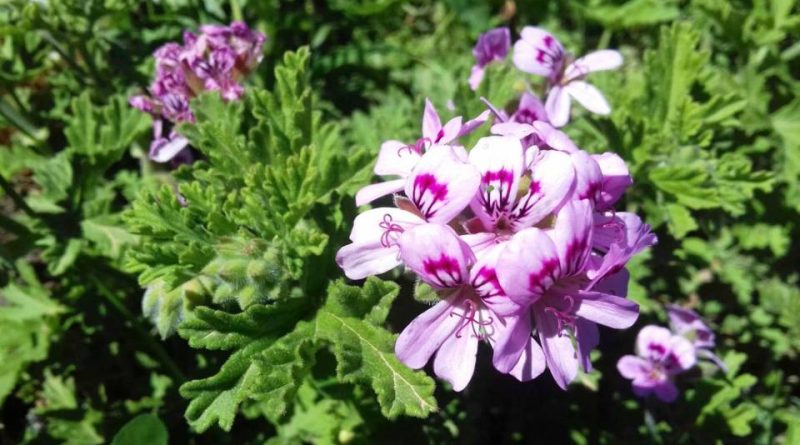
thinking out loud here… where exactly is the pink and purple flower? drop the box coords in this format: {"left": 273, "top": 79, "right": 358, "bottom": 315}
{"left": 513, "top": 26, "right": 622, "bottom": 127}
{"left": 130, "top": 21, "right": 265, "bottom": 163}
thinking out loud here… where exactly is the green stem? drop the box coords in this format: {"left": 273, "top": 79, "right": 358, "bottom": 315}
{"left": 90, "top": 276, "right": 186, "bottom": 383}
{"left": 598, "top": 29, "right": 612, "bottom": 50}
{"left": 0, "top": 174, "right": 38, "bottom": 219}
{"left": 230, "top": 0, "right": 243, "bottom": 21}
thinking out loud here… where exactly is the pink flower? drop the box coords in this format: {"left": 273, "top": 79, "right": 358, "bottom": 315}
{"left": 496, "top": 200, "right": 642, "bottom": 388}
{"left": 394, "top": 224, "right": 542, "bottom": 390}
{"left": 355, "top": 99, "right": 488, "bottom": 206}
{"left": 338, "top": 80, "right": 653, "bottom": 390}
{"left": 667, "top": 305, "right": 726, "bottom": 370}
{"left": 513, "top": 26, "right": 622, "bottom": 127}
{"left": 337, "top": 145, "right": 481, "bottom": 279}
{"left": 617, "top": 325, "right": 697, "bottom": 402}
{"left": 129, "top": 21, "right": 265, "bottom": 163}
{"left": 469, "top": 27, "right": 511, "bottom": 90}
{"left": 466, "top": 136, "right": 577, "bottom": 237}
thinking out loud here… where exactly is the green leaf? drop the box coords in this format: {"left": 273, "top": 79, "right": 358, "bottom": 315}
{"left": 181, "top": 338, "right": 272, "bottom": 432}
{"left": 110, "top": 414, "right": 168, "bottom": 445}
{"left": 664, "top": 203, "right": 698, "bottom": 238}
{"left": 81, "top": 215, "right": 139, "bottom": 259}
{"left": 178, "top": 298, "right": 309, "bottom": 351}
{"left": 313, "top": 279, "right": 437, "bottom": 418}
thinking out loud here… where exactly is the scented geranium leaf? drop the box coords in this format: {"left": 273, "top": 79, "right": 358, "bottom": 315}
{"left": 649, "top": 164, "right": 720, "bottom": 209}
{"left": 265, "top": 379, "right": 363, "bottom": 445}
{"left": 180, "top": 93, "right": 248, "bottom": 174}
{"left": 81, "top": 215, "right": 138, "bottom": 260}
{"left": 34, "top": 371, "right": 104, "bottom": 445}
{"left": 314, "top": 309, "right": 438, "bottom": 418}
{"left": 664, "top": 203, "right": 698, "bottom": 239}
{"left": 0, "top": 268, "right": 59, "bottom": 404}
{"left": 252, "top": 321, "right": 317, "bottom": 422}
{"left": 181, "top": 337, "right": 273, "bottom": 432}
{"left": 178, "top": 298, "right": 309, "bottom": 351}
{"left": 324, "top": 277, "right": 400, "bottom": 326}
{"left": 27, "top": 151, "right": 73, "bottom": 213}
{"left": 580, "top": 0, "right": 680, "bottom": 30}
{"left": 110, "top": 414, "right": 168, "bottom": 445}
{"left": 643, "top": 22, "right": 709, "bottom": 141}
{"left": 64, "top": 92, "right": 149, "bottom": 166}
{"left": 313, "top": 279, "right": 436, "bottom": 419}
{"left": 179, "top": 298, "right": 313, "bottom": 431}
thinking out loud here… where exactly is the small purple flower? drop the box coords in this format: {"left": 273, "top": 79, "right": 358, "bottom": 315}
{"left": 617, "top": 325, "right": 696, "bottom": 402}
{"left": 130, "top": 21, "right": 265, "bottom": 163}
{"left": 470, "top": 27, "right": 511, "bottom": 90}
{"left": 513, "top": 26, "right": 622, "bottom": 127}
{"left": 667, "top": 304, "right": 726, "bottom": 370}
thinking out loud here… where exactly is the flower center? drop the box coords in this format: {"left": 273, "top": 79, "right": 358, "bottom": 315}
{"left": 544, "top": 295, "right": 577, "bottom": 334}
{"left": 450, "top": 297, "right": 494, "bottom": 340}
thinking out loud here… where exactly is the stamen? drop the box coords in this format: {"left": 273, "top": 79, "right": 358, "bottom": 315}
{"left": 396, "top": 137, "right": 431, "bottom": 156}
{"left": 545, "top": 295, "right": 577, "bottom": 334}
{"left": 450, "top": 300, "right": 494, "bottom": 340}
{"left": 378, "top": 213, "right": 405, "bottom": 247}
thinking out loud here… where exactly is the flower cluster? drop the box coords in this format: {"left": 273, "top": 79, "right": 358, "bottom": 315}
{"left": 618, "top": 306, "right": 723, "bottom": 402}
{"left": 130, "top": 22, "right": 266, "bottom": 163}
{"left": 470, "top": 26, "right": 622, "bottom": 128}
{"left": 337, "top": 26, "right": 655, "bottom": 391}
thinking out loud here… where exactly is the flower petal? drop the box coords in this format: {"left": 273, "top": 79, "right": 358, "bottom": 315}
{"left": 545, "top": 86, "right": 571, "bottom": 127}
{"left": 574, "top": 290, "right": 639, "bottom": 329}
{"left": 565, "top": 81, "right": 611, "bottom": 115}
{"left": 548, "top": 199, "right": 593, "bottom": 276}
{"left": 398, "top": 224, "right": 474, "bottom": 289}
{"left": 513, "top": 92, "right": 549, "bottom": 124}
{"left": 508, "top": 334, "right": 547, "bottom": 382}
{"left": 492, "top": 312, "right": 532, "bottom": 373}
{"left": 405, "top": 145, "right": 481, "bottom": 223}
{"left": 335, "top": 241, "right": 401, "bottom": 280}
{"left": 617, "top": 355, "right": 650, "bottom": 380}
{"left": 433, "top": 331, "right": 479, "bottom": 391}
{"left": 422, "top": 98, "right": 442, "bottom": 141}
{"left": 636, "top": 325, "right": 673, "bottom": 359}
{"left": 592, "top": 152, "right": 632, "bottom": 209}
{"left": 592, "top": 268, "right": 630, "bottom": 298}
{"left": 531, "top": 121, "right": 579, "bottom": 153}
{"left": 491, "top": 122, "right": 536, "bottom": 139}
{"left": 150, "top": 135, "right": 189, "bottom": 163}
{"left": 576, "top": 318, "right": 599, "bottom": 372}
{"left": 374, "top": 140, "right": 422, "bottom": 177}
{"left": 512, "top": 150, "right": 576, "bottom": 229}
{"left": 437, "top": 116, "right": 464, "bottom": 144}
{"left": 469, "top": 65, "right": 485, "bottom": 91}
{"left": 469, "top": 136, "right": 525, "bottom": 226}
{"left": 496, "top": 228, "right": 561, "bottom": 304}
{"left": 512, "top": 27, "right": 565, "bottom": 77}
{"left": 349, "top": 207, "right": 425, "bottom": 244}
{"left": 653, "top": 381, "right": 679, "bottom": 403}
{"left": 355, "top": 179, "right": 406, "bottom": 207}
{"left": 459, "top": 109, "right": 491, "bottom": 137}
{"left": 565, "top": 49, "right": 623, "bottom": 81}
{"left": 395, "top": 298, "right": 462, "bottom": 369}
{"left": 666, "top": 335, "right": 697, "bottom": 372}
{"left": 535, "top": 305, "right": 579, "bottom": 389}
{"left": 571, "top": 150, "right": 603, "bottom": 202}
